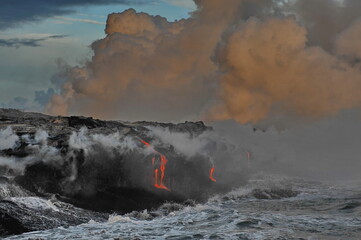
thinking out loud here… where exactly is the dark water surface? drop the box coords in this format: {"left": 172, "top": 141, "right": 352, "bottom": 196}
{"left": 4, "top": 174, "right": 361, "bottom": 240}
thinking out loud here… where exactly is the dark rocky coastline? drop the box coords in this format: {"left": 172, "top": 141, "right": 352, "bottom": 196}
{"left": 0, "top": 108, "right": 223, "bottom": 237}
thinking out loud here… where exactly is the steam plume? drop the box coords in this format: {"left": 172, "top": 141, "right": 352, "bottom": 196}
{"left": 46, "top": 0, "right": 361, "bottom": 124}
{"left": 0, "top": 127, "right": 19, "bottom": 150}
{"left": 209, "top": 17, "right": 361, "bottom": 124}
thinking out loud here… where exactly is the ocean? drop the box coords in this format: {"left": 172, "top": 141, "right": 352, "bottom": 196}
{"left": 4, "top": 173, "right": 361, "bottom": 240}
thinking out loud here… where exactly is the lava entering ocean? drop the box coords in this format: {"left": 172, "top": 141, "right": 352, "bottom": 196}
{"left": 209, "top": 166, "right": 216, "bottom": 182}
{"left": 139, "top": 139, "right": 170, "bottom": 191}
{"left": 139, "top": 138, "right": 217, "bottom": 191}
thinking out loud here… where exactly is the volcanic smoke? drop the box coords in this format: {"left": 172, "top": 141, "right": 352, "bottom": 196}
{"left": 46, "top": 0, "right": 361, "bottom": 126}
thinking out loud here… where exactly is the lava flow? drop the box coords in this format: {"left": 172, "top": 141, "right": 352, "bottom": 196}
{"left": 154, "top": 155, "right": 169, "bottom": 190}
{"left": 139, "top": 138, "right": 170, "bottom": 191}
{"left": 209, "top": 166, "right": 216, "bottom": 182}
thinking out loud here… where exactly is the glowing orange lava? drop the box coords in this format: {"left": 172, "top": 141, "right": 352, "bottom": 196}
{"left": 154, "top": 155, "right": 169, "bottom": 190}
{"left": 139, "top": 139, "right": 151, "bottom": 147}
{"left": 139, "top": 138, "right": 170, "bottom": 191}
{"left": 209, "top": 166, "right": 216, "bottom": 182}
{"left": 154, "top": 169, "right": 158, "bottom": 186}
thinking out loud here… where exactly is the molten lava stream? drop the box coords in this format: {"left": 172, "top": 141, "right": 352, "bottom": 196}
{"left": 139, "top": 139, "right": 151, "bottom": 147}
{"left": 209, "top": 166, "right": 216, "bottom": 182}
{"left": 154, "top": 169, "right": 159, "bottom": 186}
{"left": 139, "top": 138, "right": 170, "bottom": 191}
{"left": 155, "top": 155, "right": 170, "bottom": 191}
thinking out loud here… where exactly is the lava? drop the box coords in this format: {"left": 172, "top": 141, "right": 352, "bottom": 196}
{"left": 154, "top": 154, "right": 169, "bottom": 191}
{"left": 209, "top": 166, "right": 216, "bottom": 182}
{"left": 139, "top": 139, "right": 151, "bottom": 147}
{"left": 139, "top": 138, "right": 170, "bottom": 191}
{"left": 154, "top": 169, "right": 158, "bottom": 186}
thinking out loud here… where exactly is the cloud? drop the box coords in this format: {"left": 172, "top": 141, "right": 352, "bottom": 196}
{"left": 45, "top": 0, "right": 361, "bottom": 125}
{"left": 0, "top": 96, "right": 30, "bottom": 110}
{"left": 53, "top": 16, "right": 104, "bottom": 25}
{"left": 335, "top": 19, "right": 361, "bottom": 61}
{"left": 53, "top": 20, "right": 73, "bottom": 25}
{"left": 0, "top": 87, "right": 57, "bottom": 111}
{"left": 35, "top": 88, "right": 55, "bottom": 106}
{"left": 207, "top": 17, "right": 361, "bottom": 124}
{"left": 288, "top": 0, "right": 361, "bottom": 51}
{"left": 0, "top": 35, "right": 68, "bottom": 48}
{"left": 0, "top": 0, "right": 148, "bottom": 29}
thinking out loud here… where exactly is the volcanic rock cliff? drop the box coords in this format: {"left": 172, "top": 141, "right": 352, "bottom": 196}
{"left": 0, "top": 108, "right": 241, "bottom": 236}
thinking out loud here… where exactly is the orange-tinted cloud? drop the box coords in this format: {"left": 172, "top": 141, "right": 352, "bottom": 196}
{"left": 47, "top": 0, "right": 361, "bottom": 125}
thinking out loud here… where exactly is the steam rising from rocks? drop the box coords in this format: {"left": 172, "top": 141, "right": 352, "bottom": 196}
{"left": 0, "top": 127, "right": 140, "bottom": 183}
{"left": 46, "top": 0, "right": 361, "bottom": 125}
{"left": 0, "top": 127, "right": 19, "bottom": 151}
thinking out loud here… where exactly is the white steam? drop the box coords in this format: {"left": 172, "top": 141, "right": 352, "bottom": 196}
{"left": 0, "top": 156, "right": 27, "bottom": 173}
{"left": 69, "top": 127, "right": 140, "bottom": 156}
{"left": 212, "top": 110, "right": 361, "bottom": 180}
{"left": 0, "top": 127, "right": 19, "bottom": 150}
{"left": 142, "top": 110, "right": 361, "bottom": 181}
{"left": 147, "top": 127, "right": 212, "bottom": 158}
{"left": 0, "top": 128, "right": 62, "bottom": 174}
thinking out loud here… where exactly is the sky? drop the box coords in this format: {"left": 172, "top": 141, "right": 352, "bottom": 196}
{"left": 0, "top": 0, "right": 196, "bottom": 110}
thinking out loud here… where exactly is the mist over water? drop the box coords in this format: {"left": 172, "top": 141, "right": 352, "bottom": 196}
{"left": 146, "top": 109, "right": 361, "bottom": 182}
{"left": 212, "top": 110, "right": 361, "bottom": 181}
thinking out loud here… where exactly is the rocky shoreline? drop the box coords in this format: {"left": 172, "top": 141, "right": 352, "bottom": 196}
{"left": 0, "top": 108, "right": 221, "bottom": 237}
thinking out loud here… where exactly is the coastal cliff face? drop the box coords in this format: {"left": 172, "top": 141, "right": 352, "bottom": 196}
{"left": 0, "top": 108, "right": 247, "bottom": 237}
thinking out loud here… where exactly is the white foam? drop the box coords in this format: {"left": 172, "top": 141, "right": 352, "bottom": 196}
{"left": 9, "top": 197, "right": 60, "bottom": 212}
